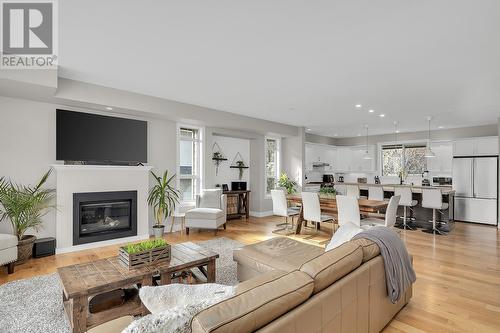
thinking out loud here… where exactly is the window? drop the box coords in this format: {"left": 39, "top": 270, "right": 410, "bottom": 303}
{"left": 178, "top": 127, "right": 202, "bottom": 202}
{"left": 382, "top": 144, "right": 426, "bottom": 176}
{"left": 265, "top": 137, "right": 280, "bottom": 194}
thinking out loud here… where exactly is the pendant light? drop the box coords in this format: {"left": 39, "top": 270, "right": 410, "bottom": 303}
{"left": 363, "top": 125, "right": 372, "bottom": 160}
{"left": 424, "top": 116, "right": 436, "bottom": 158}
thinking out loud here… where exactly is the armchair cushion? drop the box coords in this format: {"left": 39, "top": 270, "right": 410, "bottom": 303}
{"left": 0, "top": 234, "right": 18, "bottom": 251}
{"left": 185, "top": 208, "right": 224, "bottom": 220}
{"left": 198, "top": 189, "right": 223, "bottom": 209}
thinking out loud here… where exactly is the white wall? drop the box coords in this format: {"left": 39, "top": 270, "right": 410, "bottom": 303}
{"left": 282, "top": 127, "right": 306, "bottom": 189}
{"left": 0, "top": 95, "right": 177, "bottom": 237}
{"left": 206, "top": 135, "right": 250, "bottom": 188}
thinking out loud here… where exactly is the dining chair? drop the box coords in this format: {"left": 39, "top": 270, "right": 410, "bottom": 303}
{"left": 271, "top": 189, "right": 299, "bottom": 230}
{"left": 336, "top": 195, "right": 361, "bottom": 227}
{"left": 394, "top": 187, "right": 418, "bottom": 230}
{"left": 361, "top": 195, "right": 400, "bottom": 228}
{"left": 346, "top": 185, "right": 360, "bottom": 199}
{"left": 421, "top": 189, "right": 448, "bottom": 235}
{"left": 301, "top": 192, "right": 335, "bottom": 231}
{"left": 368, "top": 186, "right": 384, "bottom": 201}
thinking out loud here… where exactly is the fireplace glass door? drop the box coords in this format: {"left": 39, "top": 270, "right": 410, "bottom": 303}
{"left": 80, "top": 200, "right": 132, "bottom": 236}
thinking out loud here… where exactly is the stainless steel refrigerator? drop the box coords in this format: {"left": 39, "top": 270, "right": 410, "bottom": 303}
{"left": 453, "top": 157, "right": 498, "bottom": 225}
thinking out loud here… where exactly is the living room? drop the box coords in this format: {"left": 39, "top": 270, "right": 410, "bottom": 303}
{"left": 1, "top": 1, "right": 500, "bottom": 333}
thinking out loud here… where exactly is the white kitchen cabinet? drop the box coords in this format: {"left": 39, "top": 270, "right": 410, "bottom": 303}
{"left": 474, "top": 137, "right": 498, "bottom": 156}
{"left": 305, "top": 143, "right": 337, "bottom": 171}
{"left": 453, "top": 137, "right": 498, "bottom": 156}
{"left": 335, "top": 147, "right": 352, "bottom": 172}
{"left": 427, "top": 142, "right": 453, "bottom": 172}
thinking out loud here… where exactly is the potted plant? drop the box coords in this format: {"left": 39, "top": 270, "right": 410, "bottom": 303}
{"left": 148, "top": 170, "right": 180, "bottom": 238}
{"left": 0, "top": 170, "right": 55, "bottom": 264}
{"left": 319, "top": 186, "right": 336, "bottom": 198}
{"left": 278, "top": 172, "right": 298, "bottom": 194}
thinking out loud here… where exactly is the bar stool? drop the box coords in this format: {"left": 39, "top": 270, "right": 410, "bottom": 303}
{"left": 368, "top": 186, "right": 384, "bottom": 201}
{"left": 421, "top": 189, "right": 448, "bottom": 235}
{"left": 394, "top": 187, "right": 418, "bottom": 230}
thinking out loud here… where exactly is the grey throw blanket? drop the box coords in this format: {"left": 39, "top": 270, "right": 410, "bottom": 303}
{"left": 353, "top": 226, "right": 416, "bottom": 303}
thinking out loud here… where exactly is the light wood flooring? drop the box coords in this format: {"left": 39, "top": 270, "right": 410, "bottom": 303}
{"left": 1, "top": 217, "right": 499, "bottom": 332}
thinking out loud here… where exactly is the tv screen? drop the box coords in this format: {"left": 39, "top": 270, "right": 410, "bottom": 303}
{"left": 56, "top": 110, "right": 147, "bottom": 164}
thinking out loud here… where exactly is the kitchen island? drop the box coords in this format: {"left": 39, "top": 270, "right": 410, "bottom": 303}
{"left": 328, "top": 182, "right": 455, "bottom": 231}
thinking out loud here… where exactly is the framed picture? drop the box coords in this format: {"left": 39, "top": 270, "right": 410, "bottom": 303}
{"left": 222, "top": 184, "right": 229, "bottom": 191}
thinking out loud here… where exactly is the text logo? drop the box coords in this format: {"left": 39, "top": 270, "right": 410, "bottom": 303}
{"left": 1, "top": 0, "right": 57, "bottom": 69}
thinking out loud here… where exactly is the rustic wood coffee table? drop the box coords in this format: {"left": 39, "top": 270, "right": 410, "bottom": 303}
{"left": 57, "top": 242, "right": 218, "bottom": 333}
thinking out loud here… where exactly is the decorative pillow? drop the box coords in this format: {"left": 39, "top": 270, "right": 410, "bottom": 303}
{"left": 325, "top": 222, "right": 363, "bottom": 252}
{"left": 139, "top": 283, "right": 235, "bottom": 314}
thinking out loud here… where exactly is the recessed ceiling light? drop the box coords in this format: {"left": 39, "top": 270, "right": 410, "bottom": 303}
{"left": 396, "top": 130, "right": 400, "bottom": 133}
{"left": 333, "top": 134, "right": 338, "bottom": 137}
{"left": 368, "top": 109, "right": 374, "bottom": 113}
{"left": 105, "top": 106, "right": 113, "bottom": 110}
{"left": 438, "top": 126, "right": 444, "bottom": 129}
{"left": 379, "top": 114, "right": 385, "bottom": 117}
{"left": 306, "top": 128, "right": 311, "bottom": 131}
{"left": 357, "top": 133, "right": 361, "bottom": 136}
{"left": 355, "top": 104, "right": 362, "bottom": 108}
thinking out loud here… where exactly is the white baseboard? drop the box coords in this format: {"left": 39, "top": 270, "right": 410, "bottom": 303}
{"left": 249, "top": 210, "right": 274, "bottom": 218}
{"left": 56, "top": 234, "right": 150, "bottom": 254}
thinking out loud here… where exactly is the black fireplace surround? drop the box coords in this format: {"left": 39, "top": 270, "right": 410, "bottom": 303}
{"left": 73, "top": 191, "right": 137, "bottom": 245}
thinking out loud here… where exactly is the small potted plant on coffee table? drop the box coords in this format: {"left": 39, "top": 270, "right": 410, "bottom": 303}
{"left": 148, "top": 170, "right": 180, "bottom": 238}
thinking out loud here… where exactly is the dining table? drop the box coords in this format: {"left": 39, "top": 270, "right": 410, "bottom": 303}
{"left": 287, "top": 194, "right": 389, "bottom": 234}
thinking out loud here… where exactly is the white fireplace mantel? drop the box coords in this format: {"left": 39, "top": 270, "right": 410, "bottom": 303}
{"left": 52, "top": 164, "right": 153, "bottom": 253}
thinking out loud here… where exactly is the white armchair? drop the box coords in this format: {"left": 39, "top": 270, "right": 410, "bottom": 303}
{"left": 0, "top": 233, "right": 18, "bottom": 274}
{"left": 185, "top": 189, "right": 227, "bottom": 235}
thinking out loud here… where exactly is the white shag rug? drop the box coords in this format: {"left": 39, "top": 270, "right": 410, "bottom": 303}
{"left": 0, "top": 237, "right": 243, "bottom": 333}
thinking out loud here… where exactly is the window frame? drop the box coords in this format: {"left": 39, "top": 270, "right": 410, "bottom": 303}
{"left": 264, "top": 136, "right": 281, "bottom": 197}
{"left": 381, "top": 143, "right": 427, "bottom": 177}
{"left": 176, "top": 124, "right": 203, "bottom": 204}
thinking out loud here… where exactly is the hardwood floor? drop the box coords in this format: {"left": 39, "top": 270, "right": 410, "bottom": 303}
{"left": 1, "top": 217, "right": 499, "bottom": 332}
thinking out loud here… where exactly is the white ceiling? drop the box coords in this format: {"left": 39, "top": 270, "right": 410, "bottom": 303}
{"left": 59, "top": 0, "right": 500, "bottom": 138}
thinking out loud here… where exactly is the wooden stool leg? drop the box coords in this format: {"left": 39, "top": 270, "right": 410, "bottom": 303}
{"left": 170, "top": 216, "right": 175, "bottom": 233}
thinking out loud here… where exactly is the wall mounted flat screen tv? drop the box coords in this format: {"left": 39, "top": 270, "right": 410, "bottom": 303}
{"left": 56, "top": 110, "right": 147, "bottom": 164}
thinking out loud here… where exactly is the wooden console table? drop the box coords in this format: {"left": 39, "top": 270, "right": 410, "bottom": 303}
{"left": 223, "top": 190, "right": 250, "bottom": 219}
{"left": 57, "top": 242, "right": 218, "bottom": 333}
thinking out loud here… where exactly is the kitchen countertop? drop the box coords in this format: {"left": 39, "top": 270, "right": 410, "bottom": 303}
{"left": 332, "top": 182, "right": 455, "bottom": 194}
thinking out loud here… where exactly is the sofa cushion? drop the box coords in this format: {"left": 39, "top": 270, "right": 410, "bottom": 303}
{"left": 0, "top": 234, "right": 18, "bottom": 251}
{"left": 199, "top": 189, "right": 222, "bottom": 209}
{"left": 299, "top": 241, "right": 363, "bottom": 294}
{"left": 350, "top": 238, "right": 380, "bottom": 263}
{"left": 233, "top": 237, "right": 324, "bottom": 274}
{"left": 191, "top": 271, "right": 314, "bottom": 333}
{"left": 185, "top": 208, "right": 224, "bottom": 220}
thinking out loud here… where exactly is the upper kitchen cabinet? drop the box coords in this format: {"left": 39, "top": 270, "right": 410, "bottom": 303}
{"left": 427, "top": 142, "right": 453, "bottom": 173}
{"left": 335, "top": 147, "right": 352, "bottom": 171}
{"left": 336, "top": 146, "right": 375, "bottom": 172}
{"left": 453, "top": 137, "right": 498, "bottom": 157}
{"left": 305, "top": 143, "right": 336, "bottom": 171}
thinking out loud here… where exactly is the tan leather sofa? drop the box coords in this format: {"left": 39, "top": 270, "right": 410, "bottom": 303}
{"left": 191, "top": 237, "right": 413, "bottom": 333}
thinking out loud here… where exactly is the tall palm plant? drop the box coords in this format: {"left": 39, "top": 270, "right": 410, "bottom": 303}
{"left": 147, "top": 170, "right": 180, "bottom": 235}
{"left": 0, "top": 170, "right": 55, "bottom": 240}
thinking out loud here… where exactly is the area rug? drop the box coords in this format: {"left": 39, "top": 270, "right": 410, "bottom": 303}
{"left": 0, "top": 237, "right": 243, "bottom": 333}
